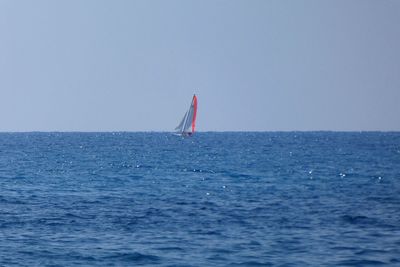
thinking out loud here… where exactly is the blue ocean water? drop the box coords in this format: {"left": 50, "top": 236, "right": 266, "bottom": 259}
{"left": 0, "top": 132, "right": 399, "bottom": 266}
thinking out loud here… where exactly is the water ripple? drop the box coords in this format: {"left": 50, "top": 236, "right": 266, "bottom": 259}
{"left": 0, "top": 132, "right": 399, "bottom": 266}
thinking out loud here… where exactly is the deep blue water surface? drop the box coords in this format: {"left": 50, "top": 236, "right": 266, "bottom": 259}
{"left": 0, "top": 132, "right": 399, "bottom": 266}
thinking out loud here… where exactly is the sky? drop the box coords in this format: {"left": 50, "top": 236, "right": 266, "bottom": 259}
{"left": 0, "top": 0, "right": 399, "bottom": 131}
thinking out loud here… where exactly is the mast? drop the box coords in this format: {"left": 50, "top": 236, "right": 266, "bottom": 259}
{"left": 191, "top": 94, "right": 197, "bottom": 133}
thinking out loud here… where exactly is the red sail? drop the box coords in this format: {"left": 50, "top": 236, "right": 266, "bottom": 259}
{"left": 191, "top": 95, "right": 198, "bottom": 133}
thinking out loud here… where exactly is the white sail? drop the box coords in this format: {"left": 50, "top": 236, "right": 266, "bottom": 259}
{"left": 175, "top": 112, "right": 187, "bottom": 131}
{"left": 183, "top": 103, "right": 195, "bottom": 133}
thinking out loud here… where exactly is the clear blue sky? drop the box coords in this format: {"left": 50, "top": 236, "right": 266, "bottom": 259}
{"left": 1, "top": 0, "right": 399, "bottom": 131}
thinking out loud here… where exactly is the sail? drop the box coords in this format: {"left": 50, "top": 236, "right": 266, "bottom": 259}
{"left": 175, "top": 112, "right": 187, "bottom": 131}
{"left": 183, "top": 95, "right": 197, "bottom": 133}
{"left": 175, "top": 94, "right": 198, "bottom": 136}
{"left": 183, "top": 105, "right": 194, "bottom": 132}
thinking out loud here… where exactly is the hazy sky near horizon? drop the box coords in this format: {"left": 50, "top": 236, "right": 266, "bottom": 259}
{"left": 1, "top": 0, "right": 399, "bottom": 131}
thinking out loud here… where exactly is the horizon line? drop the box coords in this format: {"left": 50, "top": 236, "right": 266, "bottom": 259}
{"left": 0, "top": 130, "right": 399, "bottom": 133}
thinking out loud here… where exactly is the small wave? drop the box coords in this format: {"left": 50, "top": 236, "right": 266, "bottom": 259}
{"left": 366, "top": 196, "right": 399, "bottom": 204}
{"left": 207, "top": 254, "right": 229, "bottom": 261}
{"left": 340, "top": 215, "right": 378, "bottom": 225}
{"left": 178, "top": 167, "right": 215, "bottom": 174}
{"left": 231, "top": 261, "right": 273, "bottom": 266}
{"left": 331, "top": 246, "right": 358, "bottom": 251}
{"left": 340, "top": 214, "right": 395, "bottom": 229}
{"left": 224, "top": 171, "right": 254, "bottom": 179}
{"left": 334, "top": 259, "right": 386, "bottom": 266}
{"left": 155, "top": 246, "right": 185, "bottom": 252}
{"left": 133, "top": 164, "right": 153, "bottom": 169}
{"left": 64, "top": 213, "right": 96, "bottom": 220}
{"left": 390, "top": 258, "right": 400, "bottom": 264}
{"left": 210, "top": 248, "right": 233, "bottom": 254}
{"left": 355, "top": 248, "right": 389, "bottom": 256}
{"left": 127, "top": 174, "right": 144, "bottom": 180}
{"left": 190, "top": 230, "right": 222, "bottom": 236}
{"left": 103, "top": 252, "right": 161, "bottom": 263}
{"left": 0, "top": 197, "right": 26, "bottom": 205}
{"left": 164, "top": 264, "right": 197, "bottom": 267}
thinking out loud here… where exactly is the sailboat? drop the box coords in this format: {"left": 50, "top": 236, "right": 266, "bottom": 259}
{"left": 175, "top": 94, "right": 198, "bottom": 137}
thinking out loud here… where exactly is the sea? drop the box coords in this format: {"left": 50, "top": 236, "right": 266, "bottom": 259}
{"left": 0, "top": 132, "right": 399, "bottom": 266}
